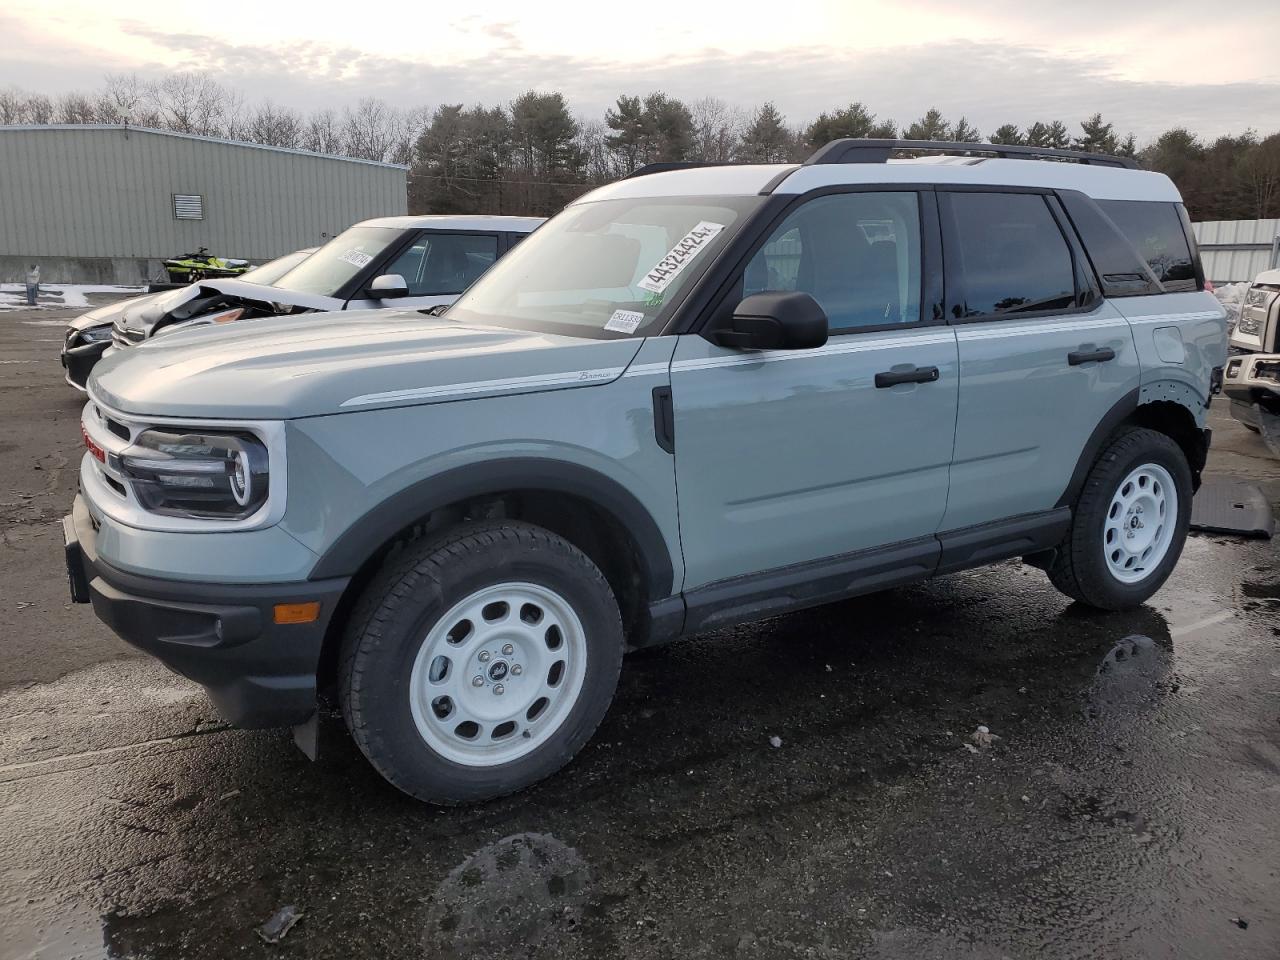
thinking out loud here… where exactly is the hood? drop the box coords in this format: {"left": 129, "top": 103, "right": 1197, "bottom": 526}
{"left": 88, "top": 311, "right": 646, "bottom": 420}
{"left": 1255, "top": 268, "right": 1280, "bottom": 287}
{"left": 120, "top": 279, "right": 340, "bottom": 337}
{"left": 66, "top": 291, "right": 160, "bottom": 333}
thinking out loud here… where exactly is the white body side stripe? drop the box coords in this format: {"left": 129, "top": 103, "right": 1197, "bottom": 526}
{"left": 341, "top": 367, "right": 625, "bottom": 408}
{"left": 671, "top": 331, "right": 954, "bottom": 373}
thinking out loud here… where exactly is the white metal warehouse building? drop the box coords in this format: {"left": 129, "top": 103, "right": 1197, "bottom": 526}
{"left": 1192, "top": 218, "right": 1280, "bottom": 285}
{"left": 0, "top": 125, "right": 407, "bottom": 284}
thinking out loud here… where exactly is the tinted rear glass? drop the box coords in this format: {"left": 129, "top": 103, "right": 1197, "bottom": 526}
{"left": 945, "top": 192, "right": 1076, "bottom": 318}
{"left": 1096, "top": 200, "right": 1195, "bottom": 287}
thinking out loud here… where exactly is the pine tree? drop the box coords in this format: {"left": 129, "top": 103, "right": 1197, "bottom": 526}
{"left": 904, "top": 108, "right": 950, "bottom": 141}
{"left": 950, "top": 117, "right": 981, "bottom": 143}
{"left": 804, "top": 102, "right": 895, "bottom": 148}
{"left": 990, "top": 124, "right": 1024, "bottom": 145}
{"left": 1074, "top": 113, "right": 1117, "bottom": 154}
{"left": 738, "top": 103, "right": 794, "bottom": 162}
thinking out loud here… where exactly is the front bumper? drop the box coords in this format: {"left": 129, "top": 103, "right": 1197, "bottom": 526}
{"left": 1223, "top": 352, "right": 1280, "bottom": 414}
{"left": 60, "top": 339, "right": 110, "bottom": 391}
{"left": 64, "top": 495, "right": 349, "bottom": 727}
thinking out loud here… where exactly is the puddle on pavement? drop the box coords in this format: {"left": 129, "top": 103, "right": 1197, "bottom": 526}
{"left": 7, "top": 900, "right": 108, "bottom": 960}
{"left": 1086, "top": 632, "right": 1174, "bottom": 725}
{"left": 423, "top": 833, "right": 594, "bottom": 959}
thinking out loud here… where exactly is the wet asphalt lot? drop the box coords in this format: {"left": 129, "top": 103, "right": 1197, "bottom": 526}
{"left": 2, "top": 301, "right": 1278, "bottom": 960}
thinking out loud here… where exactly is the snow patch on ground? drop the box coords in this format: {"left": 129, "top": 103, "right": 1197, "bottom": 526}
{"left": 0, "top": 283, "right": 143, "bottom": 311}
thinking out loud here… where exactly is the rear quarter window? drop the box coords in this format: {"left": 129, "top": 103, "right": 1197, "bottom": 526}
{"left": 1096, "top": 200, "right": 1197, "bottom": 290}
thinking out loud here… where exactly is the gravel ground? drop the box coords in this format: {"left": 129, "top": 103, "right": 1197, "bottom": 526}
{"left": 1, "top": 301, "right": 1278, "bottom": 960}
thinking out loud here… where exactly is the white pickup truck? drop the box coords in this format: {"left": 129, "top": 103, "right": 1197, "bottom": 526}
{"left": 1223, "top": 267, "right": 1280, "bottom": 453}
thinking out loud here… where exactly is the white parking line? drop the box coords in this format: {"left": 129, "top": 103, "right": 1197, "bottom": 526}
{"left": 1170, "top": 609, "right": 1233, "bottom": 638}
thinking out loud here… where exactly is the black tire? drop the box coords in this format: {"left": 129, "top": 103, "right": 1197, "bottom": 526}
{"left": 338, "top": 520, "right": 624, "bottom": 805}
{"left": 1048, "top": 427, "right": 1192, "bottom": 610}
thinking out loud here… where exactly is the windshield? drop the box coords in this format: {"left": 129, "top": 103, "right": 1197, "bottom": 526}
{"left": 447, "top": 197, "right": 760, "bottom": 339}
{"left": 240, "top": 249, "right": 314, "bottom": 287}
{"left": 270, "top": 226, "right": 404, "bottom": 297}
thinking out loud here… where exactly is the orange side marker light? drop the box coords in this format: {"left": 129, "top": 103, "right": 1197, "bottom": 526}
{"left": 274, "top": 602, "right": 321, "bottom": 625}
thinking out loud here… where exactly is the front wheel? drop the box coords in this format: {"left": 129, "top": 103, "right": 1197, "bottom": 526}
{"left": 1048, "top": 427, "right": 1192, "bottom": 610}
{"left": 339, "top": 521, "right": 624, "bottom": 804}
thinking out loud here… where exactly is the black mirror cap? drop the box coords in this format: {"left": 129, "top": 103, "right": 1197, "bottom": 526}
{"left": 718, "top": 292, "right": 829, "bottom": 350}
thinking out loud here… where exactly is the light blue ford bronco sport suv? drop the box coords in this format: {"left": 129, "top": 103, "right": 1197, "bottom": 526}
{"left": 66, "top": 139, "right": 1227, "bottom": 804}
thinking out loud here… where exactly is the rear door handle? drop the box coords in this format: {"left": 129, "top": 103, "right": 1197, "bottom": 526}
{"left": 874, "top": 365, "right": 940, "bottom": 388}
{"left": 1068, "top": 347, "right": 1116, "bottom": 366}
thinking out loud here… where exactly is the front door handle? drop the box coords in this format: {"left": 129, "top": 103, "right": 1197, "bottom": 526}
{"left": 875, "top": 365, "right": 940, "bottom": 388}
{"left": 1068, "top": 347, "right": 1116, "bottom": 366}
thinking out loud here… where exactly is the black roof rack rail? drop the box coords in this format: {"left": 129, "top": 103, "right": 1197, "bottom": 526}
{"left": 624, "top": 161, "right": 737, "bottom": 179}
{"left": 805, "top": 138, "right": 1139, "bottom": 170}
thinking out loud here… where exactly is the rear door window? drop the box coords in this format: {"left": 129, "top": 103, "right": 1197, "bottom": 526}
{"left": 1096, "top": 200, "right": 1196, "bottom": 289}
{"left": 943, "top": 192, "right": 1077, "bottom": 319}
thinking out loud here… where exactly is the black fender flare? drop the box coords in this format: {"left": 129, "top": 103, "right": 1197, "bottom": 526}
{"left": 1055, "top": 388, "right": 1140, "bottom": 509}
{"left": 307, "top": 458, "right": 676, "bottom": 597}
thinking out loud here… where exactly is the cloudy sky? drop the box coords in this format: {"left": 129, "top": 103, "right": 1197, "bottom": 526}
{"left": 4, "top": 0, "right": 1279, "bottom": 140}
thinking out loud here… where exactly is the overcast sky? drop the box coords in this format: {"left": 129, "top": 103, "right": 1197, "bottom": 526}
{"left": 4, "top": 0, "right": 1279, "bottom": 141}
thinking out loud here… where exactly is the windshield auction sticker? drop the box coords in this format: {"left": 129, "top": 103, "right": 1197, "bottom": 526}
{"left": 340, "top": 250, "right": 374, "bottom": 268}
{"left": 638, "top": 222, "right": 725, "bottom": 294}
{"left": 604, "top": 309, "right": 644, "bottom": 334}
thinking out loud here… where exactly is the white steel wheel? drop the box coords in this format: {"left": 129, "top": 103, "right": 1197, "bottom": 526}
{"left": 1102, "top": 463, "right": 1177, "bottom": 585}
{"left": 408, "top": 581, "right": 589, "bottom": 767}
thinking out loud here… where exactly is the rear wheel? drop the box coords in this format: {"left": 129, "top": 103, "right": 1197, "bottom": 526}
{"left": 1048, "top": 427, "right": 1192, "bottom": 610}
{"left": 339, "top": 520, "right": 624, "bottom": 804}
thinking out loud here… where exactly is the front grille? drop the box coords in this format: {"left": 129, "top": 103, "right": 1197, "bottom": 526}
{"left": 111, "top": 321, "right": 144, "bottom": 349}
{"left": 103, "top": 416, "right": 130, "bottom": 441}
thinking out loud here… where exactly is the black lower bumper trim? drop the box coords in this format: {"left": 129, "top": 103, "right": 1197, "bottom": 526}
{"left": 66, "top": 496, "right": 349, "bottom": 728}
{"left": 61, "top": 340, "right": 109, "bottom": 390}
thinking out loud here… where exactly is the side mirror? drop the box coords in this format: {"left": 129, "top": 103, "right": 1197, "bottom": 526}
{"left": 715, "top": 292, "right": 828, "bottom": 350}
{"left": 367, "top": 274, "right": 408, "bottom": 300}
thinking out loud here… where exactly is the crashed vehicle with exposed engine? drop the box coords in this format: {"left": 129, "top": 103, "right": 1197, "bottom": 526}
{"left": 60, "top": 215, "right": 543, "bottom": 390}
{"left": 1223, "top": 267, "right": 1280, "bottom": 454}
{"left": 61, "top": 247, "right": 315, "bottom": 390}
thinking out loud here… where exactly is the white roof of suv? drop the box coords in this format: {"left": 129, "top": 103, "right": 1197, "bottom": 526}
{"left": 580, "top": 154, "right": 1180, "bottom": 205}
{"left": 358, "top": 215, "right": 545, "bottom": 232}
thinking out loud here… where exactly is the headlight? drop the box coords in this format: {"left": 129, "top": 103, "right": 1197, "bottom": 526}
{"left": 79, "top": 325, "right": 114, "bottom": 343}
{"left": 1245, "top": 287, "right": 1271, "bottom": 307}
{"left": 1237, "top": 316, "right": 1261, "bottom": 336}
{"left": 119, "top": 429, "right": 269, "bottom": 519}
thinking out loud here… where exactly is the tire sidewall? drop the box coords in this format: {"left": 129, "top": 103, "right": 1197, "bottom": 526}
{"left": 1080, "top": 431, "right": 1193, "bottom": 606}
{"left": 351, "top": 530, "right": 623, "bottom": 804}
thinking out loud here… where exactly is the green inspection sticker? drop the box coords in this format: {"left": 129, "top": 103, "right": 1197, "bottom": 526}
{"left": 645, "top": 291, "right": 664, "bottom": 308}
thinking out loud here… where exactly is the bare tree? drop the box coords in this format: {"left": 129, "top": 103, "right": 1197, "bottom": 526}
{"left": 341, "top": 97, "right": 398, "bottom": 162}
{"left": 575, "top": 117, "right": 615, "bottom": 182}
{"left": 689, "top": 96, "right": 745, "bottom": 162}
{"left": 24, "top": 93, "right": 54, "bottom": 124}
{"left": 246, "top": 101, "right": 303, "bottom": 148}
{"left": 0, "top": 88, "right": 28, "bottom": 124}
{"left": 55, "top": 92, "right": 97, "bottom": 124}
{"left": 96, "top": 74, "right": 146, "bottom": 123}
{"left": 302, "top": 108, "right": 343, "bottom": 155}
{"left": 150, "top": 73, "right": 232, "bottom": 136}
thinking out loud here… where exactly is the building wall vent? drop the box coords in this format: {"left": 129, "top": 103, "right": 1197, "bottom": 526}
{"left": 173, "top": 194, "right": 204, "bottom": 220}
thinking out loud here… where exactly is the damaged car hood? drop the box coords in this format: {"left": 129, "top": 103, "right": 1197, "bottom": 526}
{"left": 118, "top": 279, "right": 340, "bottom": 339}
{"left": 88, "top": 310, "right": 646, "bottom": 420}
{"left": 66, "top": 291, "right": 162, "bottom": 334}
